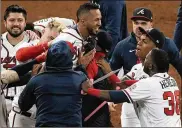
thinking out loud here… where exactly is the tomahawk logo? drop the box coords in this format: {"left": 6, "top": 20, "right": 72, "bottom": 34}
{"left": 137, "top": 9, "right": 145, "bottom": 15}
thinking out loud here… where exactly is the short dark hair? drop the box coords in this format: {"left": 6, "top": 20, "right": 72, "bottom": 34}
{"left": 76, "top": 2, "right": 100, "bottom": 22}
{"left": 4, "top": 5, "right": 27, "bottom": 21}
{"left": 151, "top": 49, "right": 169, "bottom": 73}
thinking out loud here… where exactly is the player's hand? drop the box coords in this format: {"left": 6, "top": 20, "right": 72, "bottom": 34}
{"left": 108, "top": 102, "right": 117, "bottom": 112}
{"left": 31, "top": 64, "right": 43, "bottom": 76}
{"left": 47, "top": 40, "right": 53, "bottom": 47}
{"left": 81, "top": 79, "right": 93, "bottom": 93}
{"left": 35, "top": 51, "right": 48, "bottom": 63}
{"left": 77, "top": 48, "right": 96, "bottom": 67}
{"left": 97, "top": 58, "right": 112, "bottom": 74}
{"left": 115, "top": 81, "right": 128, "bottom": 90}
{"left": 25, "top": 30, "right": 40, "bottom": 40}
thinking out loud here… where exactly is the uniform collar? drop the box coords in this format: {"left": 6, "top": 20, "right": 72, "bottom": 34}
{"left": 130, "top": 32, "right": 138, "bottom": 44}
{"left": 152, "top": 72, "right": 170, "bottom": 79}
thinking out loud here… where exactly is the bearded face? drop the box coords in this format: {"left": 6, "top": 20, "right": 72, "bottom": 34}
{"left": 86, "top": 9, "right": 101, "bottom": 36}
{"left": 4, "top": 13, "right": 26, "bottom": 37}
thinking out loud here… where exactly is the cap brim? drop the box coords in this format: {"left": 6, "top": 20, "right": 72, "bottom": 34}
{"left": 131, "top": 16, "right": 152, "bottom": 21}
{"left": 138, "top": 27, "right": 155, "bottom": 44}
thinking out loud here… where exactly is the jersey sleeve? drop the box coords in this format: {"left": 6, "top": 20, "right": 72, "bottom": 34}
{"left": 123, "top": 79, "right": 151, "bottom": 103}
{"left": 125, "top": 64, "right": 139, "bottom": 79}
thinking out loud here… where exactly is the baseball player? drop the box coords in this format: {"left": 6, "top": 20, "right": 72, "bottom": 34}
{"left": 1, "top": 4, "right": 39, "bottom": 118}
{"left": 119, "top": 27, "right": 165, "bottom": 127}
{"left": 51, "top": 2, "right": 101, "bottom": 67}
{"left": 97, "top": 27, "right": 165, "bottom": 126}
{"left": 82, "top": 48, "right": 181, "bottom": 127}
{"left": 17, "top": 3, "right": 100, "bottom": 69}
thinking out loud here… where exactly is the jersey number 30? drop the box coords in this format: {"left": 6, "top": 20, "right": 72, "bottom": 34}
{"left": 163, "top": 90, "right": 180, "bottom": 116}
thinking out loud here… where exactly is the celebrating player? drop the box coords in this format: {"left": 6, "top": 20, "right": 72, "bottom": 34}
{"left": 82, "top": 48, "right": 181, "bottom": 127}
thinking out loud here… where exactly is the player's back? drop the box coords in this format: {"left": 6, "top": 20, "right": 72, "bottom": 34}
{"left": 137, "top": 72, "right": 181, "bottom": 127}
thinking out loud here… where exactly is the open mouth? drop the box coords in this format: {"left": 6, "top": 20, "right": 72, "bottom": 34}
{"left": 136, "top": 47, "right": 141, "bottom": 52}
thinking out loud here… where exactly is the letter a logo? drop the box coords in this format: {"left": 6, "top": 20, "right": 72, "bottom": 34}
{"left": 137, "top": 9, "right": 145, "bottom": 15}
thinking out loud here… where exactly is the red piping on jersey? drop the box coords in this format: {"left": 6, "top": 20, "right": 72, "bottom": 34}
{"left": 122, "top": 90, "right": 133, "bottom": 103}
{"left": 16, "top": 42, "right": 49, "bottom": 62}
{"left": 63, "top": 32, "right": 83, "bottom": 42}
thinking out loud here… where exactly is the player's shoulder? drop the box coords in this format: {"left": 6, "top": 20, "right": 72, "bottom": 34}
{"left": 1, "top": 32, "right": 8, "bottom": 40}
{"left": 61, "top": 27, "right": 82, "bottom": 40}
{"left": 135, "top": 77, "right": 152, "bottom": 86}
{"left": 131, "top": 63, "right": 142, "bottom": 70}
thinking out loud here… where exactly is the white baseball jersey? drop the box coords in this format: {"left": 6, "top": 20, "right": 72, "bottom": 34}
{"left": 119, "top": 63, "right": 149, "bottom": 127}
{"left": 123, "top": 72, "right": 181, "bottom": 127}
{"left": 52, "top": 27, "right": 84, "bottom": 67}
{"left": 33, "top": 17, "right": 76, "bottom": 35}
{"left": 1, "top": 32, "right": 38, "bottom": 96}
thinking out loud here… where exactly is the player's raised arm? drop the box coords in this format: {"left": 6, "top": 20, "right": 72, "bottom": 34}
{"left": 82, "top": 79, "right": 130, "bottom": 103}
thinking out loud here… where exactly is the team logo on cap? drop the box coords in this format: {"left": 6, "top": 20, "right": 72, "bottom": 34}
{"left": 137, "top": 9, "right": 145, "bottom": 15}
{"left": 156, "top": 40, "right": 159, "bottom": 43}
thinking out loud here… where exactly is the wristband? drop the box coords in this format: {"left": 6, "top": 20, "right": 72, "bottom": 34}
{"left": 109, "top": 74, "right": 121, "bottom": 84}
{"left": 87, "top": 88, "right": 101, "bottom": 97}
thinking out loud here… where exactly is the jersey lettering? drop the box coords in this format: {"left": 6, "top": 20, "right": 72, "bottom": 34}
{"left": 1, "top": 56, "right": 16, "bottom": 69}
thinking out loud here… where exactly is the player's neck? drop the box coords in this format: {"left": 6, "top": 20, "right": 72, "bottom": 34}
{"left": 77, "top": 24, "right": 89, "bottom": 40}
{"left": 148, "top": 70, "right": 157, "bottom": 77}
{"left": 7, "top": 32, "right": 25, "bottom": 46}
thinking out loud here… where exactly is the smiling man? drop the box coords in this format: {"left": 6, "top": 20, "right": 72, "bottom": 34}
{"left": 51, "top": 2, "right": 101, "bottom": 68}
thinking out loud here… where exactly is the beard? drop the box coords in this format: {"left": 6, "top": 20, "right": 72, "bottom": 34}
{"left": 87, "top": 27, "right": 98, "bottom": 36}
{"left": 6, "top": 27, "right": 24, "bottom": 38}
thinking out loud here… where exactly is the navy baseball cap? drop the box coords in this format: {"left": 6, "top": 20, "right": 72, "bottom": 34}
{"left": 138, "top": 27, "right": 165, "bottom": 48}
{"left": 131, "top": 7, "right": 153, "bottom": 21}
{"left": 96, "top": 30, "right": 112, "bottom": 52}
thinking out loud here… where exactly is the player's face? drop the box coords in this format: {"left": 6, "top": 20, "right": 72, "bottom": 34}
{"left": 143, "top": 51, "right": 153, "bottom": 75}
{"left": 43, "top": 27, "right": 59, "bottom": 42}
{"left": 135, "top": 34, "right": 156, "bottom": 60}
{"left": 86, "top": 9, "right": 101, "bottom": 35}
{"left": 4, "top": 13, "right": 26, "bottom": 37}
{"left": 132, "top": 20, "right": 153, "bottom": 38}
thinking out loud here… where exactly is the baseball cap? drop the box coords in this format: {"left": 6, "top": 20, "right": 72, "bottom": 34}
{"left": 131, "top": 7, "right": 153, "bottom": 21}
{"left": 96, "top": 30, "right": 112, "bottom": 52}
{"left": 138, "top": 27, "right": 165, "bottom": 48}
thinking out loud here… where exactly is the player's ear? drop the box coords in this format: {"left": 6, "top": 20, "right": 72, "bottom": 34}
{"left": 81, "top": 19, "right": 85, "bottom": 25}
{"left": 149, "top": 64, "right": 153, "bottom": 70}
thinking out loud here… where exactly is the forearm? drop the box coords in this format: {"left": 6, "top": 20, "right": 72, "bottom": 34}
{"left": 11, "top": 59, "right": 39, "bottom": 76}
{"left": 7, "top": 72, "right": 32, "bottom": 88}
{"left": 16, "top": 42, "right": 49, "bottom": 62}
{"left": 87, "top": 88, "right": 111, "bottom": 101}
{"left": 87, "top": 88, "right": 130, "bottom": 104}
